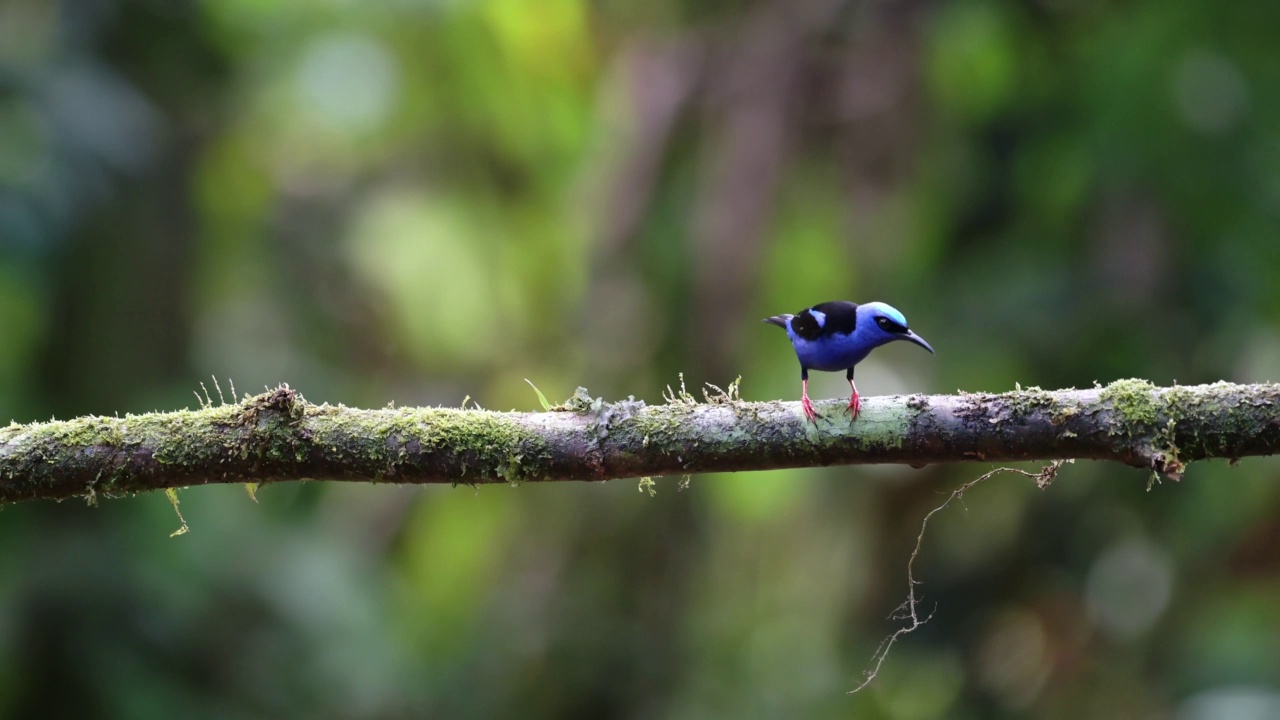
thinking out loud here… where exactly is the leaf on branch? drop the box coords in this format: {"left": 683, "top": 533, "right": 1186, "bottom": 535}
{"left": 525, "top": 379, "right": 553, "bottom": 411}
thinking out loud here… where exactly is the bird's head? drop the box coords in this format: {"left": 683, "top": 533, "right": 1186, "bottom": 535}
{"left": 858, "top": 302, "right": 934, "bottom": 354}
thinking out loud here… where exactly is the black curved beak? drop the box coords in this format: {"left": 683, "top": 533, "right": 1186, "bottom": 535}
{"left": 904, "top": 330, "right": 934, "bottom": 354}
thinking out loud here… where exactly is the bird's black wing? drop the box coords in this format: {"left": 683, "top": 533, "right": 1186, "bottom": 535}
{"left": 790, "top": 301, "right": 858, "bottom": 340}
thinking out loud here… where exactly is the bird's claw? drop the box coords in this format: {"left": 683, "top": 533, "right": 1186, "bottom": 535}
{"left": 847, "top": 392, "right": 861, "bottom": 420}
{"left": 801, "top": 394, "right": 818, "bottom": 423}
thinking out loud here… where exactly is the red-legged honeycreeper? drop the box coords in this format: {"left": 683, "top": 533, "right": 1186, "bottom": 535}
{"left": 764, "top": 301, "right": 934, "bottom": 423}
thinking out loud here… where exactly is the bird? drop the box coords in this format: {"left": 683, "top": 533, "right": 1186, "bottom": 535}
{"left": 764, "top": 301, "right": 934, "bottom": 423}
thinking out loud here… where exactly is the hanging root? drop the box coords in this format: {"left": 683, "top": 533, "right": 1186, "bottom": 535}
{"left": 849, "top": 460, "right": 1069, "bottom": 693}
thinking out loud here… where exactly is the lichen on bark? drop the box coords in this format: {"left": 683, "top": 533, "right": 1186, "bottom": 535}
{"left": 2, "top": 380, "right": 1279, "bottom": 506}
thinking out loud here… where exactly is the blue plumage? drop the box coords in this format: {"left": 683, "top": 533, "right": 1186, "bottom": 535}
{"left": 764, "top": 301, "right": 933, "bottom": 422}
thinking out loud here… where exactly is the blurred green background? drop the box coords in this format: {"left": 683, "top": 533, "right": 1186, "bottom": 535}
{"left": 2, "top": 0, "right": 1280, "bottom": 717}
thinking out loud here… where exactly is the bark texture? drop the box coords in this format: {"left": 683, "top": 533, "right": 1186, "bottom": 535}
{"left": 2, "top": 380, "right": 1278, "bottom": 505}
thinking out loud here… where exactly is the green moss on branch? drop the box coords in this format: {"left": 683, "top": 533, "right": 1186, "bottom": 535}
{"left": 2, "top": 381, "right": 1280, "bottom": 506}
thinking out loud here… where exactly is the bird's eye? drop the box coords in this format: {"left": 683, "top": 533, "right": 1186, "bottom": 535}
{"left": 876, "top": 316, "right": 908, "bottom": 334}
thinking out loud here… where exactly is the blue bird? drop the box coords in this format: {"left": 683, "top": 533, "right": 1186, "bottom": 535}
{"left": 764, "top": 301, "right": 934, "bottom": 423}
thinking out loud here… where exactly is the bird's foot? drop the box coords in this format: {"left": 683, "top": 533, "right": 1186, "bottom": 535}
{"left": 847, "top": 392, "right": 861, "bottom": 420}
{"left": 801, "top": 394, "right": 818, "bottom": 423}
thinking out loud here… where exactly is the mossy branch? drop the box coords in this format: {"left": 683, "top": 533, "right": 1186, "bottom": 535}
{"left": 2, "top": 379, "right": 1278, "bottom": 506}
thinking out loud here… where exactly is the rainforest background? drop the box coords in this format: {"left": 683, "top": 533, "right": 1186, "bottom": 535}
{"left": 1, "top": 0, "right": 1279, "bottom": 717}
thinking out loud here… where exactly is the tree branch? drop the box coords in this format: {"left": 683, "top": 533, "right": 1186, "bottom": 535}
{"left": 2, "top": 379, "right": 1278, "bottom": 505}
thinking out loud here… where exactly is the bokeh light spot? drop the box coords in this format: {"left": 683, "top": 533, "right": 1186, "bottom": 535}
{"left": 297, "top": 34, "right": 401, "bottom": 134}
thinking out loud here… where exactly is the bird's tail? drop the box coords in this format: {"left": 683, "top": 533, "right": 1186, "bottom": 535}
{"left": 762, "top": 315, "right": 792, "bottom": 329}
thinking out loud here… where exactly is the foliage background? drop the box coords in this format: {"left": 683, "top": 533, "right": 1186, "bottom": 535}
{"left": 2, "top": 0, "right": 1279, "bottom": 717}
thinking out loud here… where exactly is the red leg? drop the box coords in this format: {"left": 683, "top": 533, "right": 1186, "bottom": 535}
{"left": 847, "top": 378, "right": 861, "bottom": 419}
{"left": 801, "top": 378, "right": 817, "bottom": 423}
